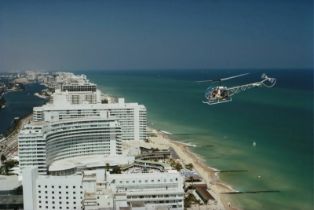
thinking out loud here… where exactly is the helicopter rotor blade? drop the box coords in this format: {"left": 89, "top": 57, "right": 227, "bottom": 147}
{"left": 220, "top": 73, "right": 249, "bottom": 81}
{"left": 196, "top": 73, "right": 249, "bottom": 83}
{"left": 195, "top": 79, "right": 216, "bottom": 83}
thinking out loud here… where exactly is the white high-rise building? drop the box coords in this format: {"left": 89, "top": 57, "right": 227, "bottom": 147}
{"left": 23, "top": 167, "right": 184, "bottom": 210}
{"left": 19, "top": 116, "right": 122, "bottom": 174}
{"left": 33, "top": 95, "right": 147, "bottom": 141}
{"left": 33, "top": 72, "right": 147, "bottom": 141}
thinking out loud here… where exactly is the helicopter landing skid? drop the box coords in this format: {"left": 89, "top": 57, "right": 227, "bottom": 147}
{"left": 203, "top": 98, "right": 232, "bottom": 105}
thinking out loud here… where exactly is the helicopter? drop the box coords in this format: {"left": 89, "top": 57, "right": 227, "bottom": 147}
{"left": 196, "top": 73, "right": 276, "bottom": 105}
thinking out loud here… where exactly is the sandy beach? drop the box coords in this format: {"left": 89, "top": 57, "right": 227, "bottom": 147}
{"left": 137, "top": 128, "right": 240, "bottom": 210}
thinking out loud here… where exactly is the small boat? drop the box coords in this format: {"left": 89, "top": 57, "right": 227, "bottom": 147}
{"left": 252, "top": 141, "right": 256, "bottom": 147}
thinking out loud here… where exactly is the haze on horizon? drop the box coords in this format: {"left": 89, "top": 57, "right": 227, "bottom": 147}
{"left": 0, "top": 0, "right": 313, "bottom": 72}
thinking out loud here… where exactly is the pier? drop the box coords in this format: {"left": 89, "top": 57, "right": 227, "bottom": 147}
{"left": 214, "top": 169, "right": 248, "bottom": 173}
{"left": 221, "top": 190, "right": 280, "bottom": 194}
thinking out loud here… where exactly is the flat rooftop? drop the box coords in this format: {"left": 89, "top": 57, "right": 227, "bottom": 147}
{"left": 49, "top": 155, "right": 135, "bottom": 172}
{"left": 0, "top": 175, "right": 21, "bottom": 191}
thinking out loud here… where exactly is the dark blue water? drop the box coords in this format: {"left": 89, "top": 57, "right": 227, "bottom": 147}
{"left": 84, "top": 69, "right": 313, "bottom": 210}
{"left": 0, "top": 83, "right": 46, "bottom": 135}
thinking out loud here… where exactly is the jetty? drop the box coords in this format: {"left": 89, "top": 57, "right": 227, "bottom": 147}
{"left": 221, "top": 190, "right": 280, "bottom": 194}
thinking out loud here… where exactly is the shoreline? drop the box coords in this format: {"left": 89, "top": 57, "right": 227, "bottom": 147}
{"left": 95, "top": 82, "right": 240, "bottom": 209}
{"left": 146, "top": 128, "right": 240, "bottom": 210}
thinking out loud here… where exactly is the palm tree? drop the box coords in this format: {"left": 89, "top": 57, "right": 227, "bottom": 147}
{"left": 1, "top": 154, "right": 6, "bottom": 163}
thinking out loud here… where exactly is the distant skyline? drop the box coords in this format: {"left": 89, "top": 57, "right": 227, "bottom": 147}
{"left": 0, "top": 0, "right": 313, "bottom": 72}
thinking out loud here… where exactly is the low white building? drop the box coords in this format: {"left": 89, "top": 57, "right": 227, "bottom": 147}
{"left": 23, "top": 167, "right": 83, "bottom": 210}
{"left": 23, "top": 167, "right": 184, "bottom": 210}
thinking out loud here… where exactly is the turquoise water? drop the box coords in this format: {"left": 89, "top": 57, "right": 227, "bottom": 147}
{"left": 0, "top": 83, "right": 46, "bottom": 135}
{"left": 86, "top": 69, "right": 313, "bottom": 210}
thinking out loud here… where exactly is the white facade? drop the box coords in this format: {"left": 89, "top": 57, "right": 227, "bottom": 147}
{"left": 105, "top": 171, "right": 184, "bottom": 210}
{"left": 23, "top": 167, "right": 184, "bottom": 210}
{"left": 19, "top": 117, "right": 121, "bottom": 174}
{"left": 23, "top": 167, "right": 83, "bottom": 210}
{"left": 33, "top": 72, "right": 147, "bottom": 141}
{"left": 33, "top": 98, "right": 147, "bottom": 141}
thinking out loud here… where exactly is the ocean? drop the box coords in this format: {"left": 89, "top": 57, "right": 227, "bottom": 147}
{"left": 0, "top": 83, "right": 46, "bottom": 135}
{"left": 84, "top": 69, "right": 313, "bottom": 210}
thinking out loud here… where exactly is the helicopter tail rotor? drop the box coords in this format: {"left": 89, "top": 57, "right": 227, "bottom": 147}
{"left": 196, "top": 73, "right": 249, "bottom": 83}
{"left": 261, "top": 73, "right": 276, "bottom": 88}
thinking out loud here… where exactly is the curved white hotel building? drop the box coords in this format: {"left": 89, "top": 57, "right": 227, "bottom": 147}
{"left": 33, "top": 83, "right": 147, "bottom": 141}
{"left": 19, "top": 74, "right": 146, "bottom": 174}
{"left": 33, "top": 97, "right": 147, "bottom": 141}
{"left": 19, "top": 115, "right": 122, "bottom": 174}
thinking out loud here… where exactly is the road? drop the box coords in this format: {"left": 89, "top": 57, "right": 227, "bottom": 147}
{"left": 0, "top": 114, "right": 32, "bottom": 158}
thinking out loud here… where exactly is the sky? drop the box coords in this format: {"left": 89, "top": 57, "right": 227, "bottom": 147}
{"left": 0, "top": 0, "right": 313, "bottom": 72}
